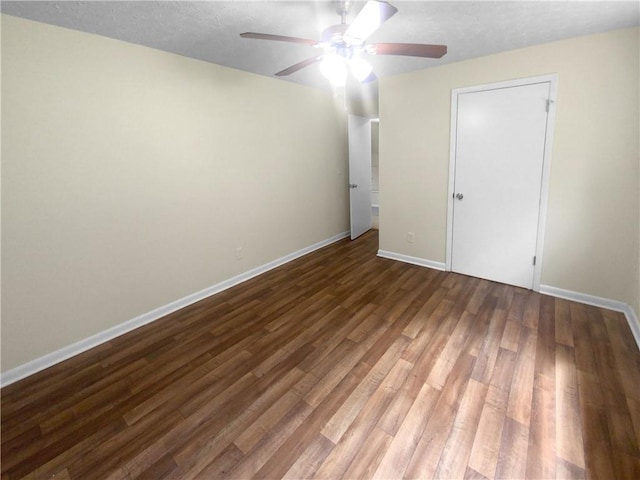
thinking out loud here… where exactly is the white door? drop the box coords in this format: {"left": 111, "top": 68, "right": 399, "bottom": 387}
{"left": 449, "top": 81, "right": 552, "bottom": 289}
{"left": 348, "top": 114, "right": 372, "bottom": 240}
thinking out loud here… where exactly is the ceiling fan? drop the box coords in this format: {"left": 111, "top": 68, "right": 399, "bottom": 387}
{"left": 240, "top": 0, "right": 447, "bottom": 86}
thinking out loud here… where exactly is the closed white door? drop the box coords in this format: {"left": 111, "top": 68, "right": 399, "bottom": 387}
{"left": 450, "top": 82, "right": 551, "bottom": 288}
{"left": 348, "top": 114, "right": 372, "bottom": 240}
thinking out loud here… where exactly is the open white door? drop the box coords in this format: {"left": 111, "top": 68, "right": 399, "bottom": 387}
{"left": 348, "top": 115, "right": 372, "bottom": 240}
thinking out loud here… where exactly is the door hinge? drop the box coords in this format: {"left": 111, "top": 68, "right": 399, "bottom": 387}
{"left": 545, "top": 99, "right": 553, "bottom": 113}
{"left": 533, "top": 256, "right": 537, "bottom": 266}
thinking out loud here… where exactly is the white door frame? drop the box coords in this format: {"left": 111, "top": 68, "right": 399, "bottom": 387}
{"left": 445, "top": 74, "right": 558, "bottom": 291}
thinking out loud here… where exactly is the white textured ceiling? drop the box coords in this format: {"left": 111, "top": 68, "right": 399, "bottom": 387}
{"left": 2, "top": 1, "right": 639, "bottom": 91}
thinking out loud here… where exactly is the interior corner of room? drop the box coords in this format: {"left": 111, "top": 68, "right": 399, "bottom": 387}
{"left": 1, "top": 13, "right": 639, "bottom": 385}
{"left": 377, "top": 26, "right": 640, "bottom": 347}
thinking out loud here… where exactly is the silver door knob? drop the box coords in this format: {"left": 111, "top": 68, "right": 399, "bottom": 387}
{"left": 455, "top": 193, "right": 464, "bottom": 200}
{"left": 349, "top": 184, "right": 358, "bottom": 189}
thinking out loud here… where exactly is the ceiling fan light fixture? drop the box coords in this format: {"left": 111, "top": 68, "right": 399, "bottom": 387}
{"left": 349, "top": 57, "right": 373, "bottom": 82}
{"left": 240, "top": 1, "right": 447, "bottom": 82}
{"left": 319, "top": 54, "right": 347, "bottom": 86}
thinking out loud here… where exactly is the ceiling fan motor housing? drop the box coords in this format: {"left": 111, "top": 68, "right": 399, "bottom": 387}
{"left": 322, "top": 24, "right": 365, "bottom": 60}
{"left": 322, "top": 24, "right": 349, "bottom": 45}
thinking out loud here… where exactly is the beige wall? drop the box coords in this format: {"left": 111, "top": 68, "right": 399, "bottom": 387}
{"left": 379, "top": 27, "right": 640, "bottom": 316}
{"left": 1, "top": 15, "right": 349, "bottom": 372}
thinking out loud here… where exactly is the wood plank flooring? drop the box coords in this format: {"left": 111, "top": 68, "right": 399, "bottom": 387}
{"left": 2, "top": 230, "right": 640, "bottom": 479}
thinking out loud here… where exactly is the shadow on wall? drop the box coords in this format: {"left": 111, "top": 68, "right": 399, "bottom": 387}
{"left": 347, "top": 76, "right": 379, "bottom": 118}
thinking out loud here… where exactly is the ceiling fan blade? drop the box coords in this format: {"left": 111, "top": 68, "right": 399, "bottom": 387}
{"left": 344, "top": 1, "right": 398, "bottom": 44}
{"left": 275, "top": 56, "right": 322, "bottom": 76}
{"left": 361, "top": 70, "right": 377, "bottom": 84}
{"left": 372, "top": 43, "right": 447, "bottom": 58}
{"left": 240, "top": 32, "right": 319, "bottom": 47}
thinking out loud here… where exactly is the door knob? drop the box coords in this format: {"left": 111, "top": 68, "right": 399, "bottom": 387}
{"left": 455, "top": 193, "right": 464, "bottom": 200}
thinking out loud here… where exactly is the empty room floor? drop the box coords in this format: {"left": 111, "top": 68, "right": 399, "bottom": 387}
{"left": 2, "top": 231, "right": 640, "bottom": 479}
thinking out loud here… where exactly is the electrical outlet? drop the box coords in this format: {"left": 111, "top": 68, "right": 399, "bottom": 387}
{"left": 235, "top": 247, "right": 243, "bottom": 260}
{"left": 407, "top": 232, "right": 415, "bottom": 243}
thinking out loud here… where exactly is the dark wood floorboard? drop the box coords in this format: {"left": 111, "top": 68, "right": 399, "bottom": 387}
{"left": 2, "top": 230, "right": 640, "bottom": 479}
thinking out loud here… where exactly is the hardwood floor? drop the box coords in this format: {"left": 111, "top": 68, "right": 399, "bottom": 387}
{"left": 2, "top": 230, "right": 640, "bottom": 479}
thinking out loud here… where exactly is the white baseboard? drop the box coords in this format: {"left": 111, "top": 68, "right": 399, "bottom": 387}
{"left": 377, "top": 250, "right": 446, "bottom": 271}
{"left": 539, "top": 284, "right": 640, "bottom": 351}
{"left": 0, "top": 231, "right": 350, "bottom": 388}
